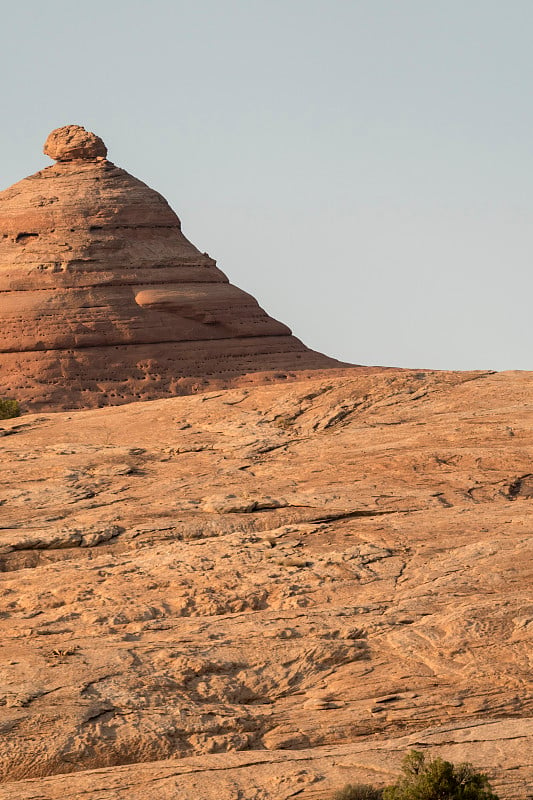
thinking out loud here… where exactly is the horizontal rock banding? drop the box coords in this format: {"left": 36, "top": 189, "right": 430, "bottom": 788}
{"left": 0, "top": 126, "right": 341, "bottom": 409}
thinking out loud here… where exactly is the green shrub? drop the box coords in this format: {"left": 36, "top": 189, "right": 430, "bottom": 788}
{"left": 334, "top": 785, "right": 383, "bottom": 800}
{"left": 0, "top": 398, "right": 21, "bottom": 420}
{"left": 382, "top": 750, "right": 499, "bottom": 800}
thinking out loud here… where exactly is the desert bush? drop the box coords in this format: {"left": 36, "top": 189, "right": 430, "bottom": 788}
{"left": 0, "top": 398, "right": 21, "bottom": 420}
{"left": 382, "top": 750, "right": 499, "bottom": 800}
{"left": 333, "top": 784, "right": 383, "bottom": 800}
{"left": 332, "top": 752, "right": 499, "bottom": 800}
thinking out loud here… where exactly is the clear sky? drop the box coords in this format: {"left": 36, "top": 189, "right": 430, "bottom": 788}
{"left": 1, "top": 1, "right": 531, "bottom": 370}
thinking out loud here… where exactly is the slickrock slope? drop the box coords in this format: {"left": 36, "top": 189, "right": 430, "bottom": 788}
{"left": 0, "top": 125, "right": 341, "bottom": 411}
{"left": 0, "top": 368, "right": 531, "bottom": 799}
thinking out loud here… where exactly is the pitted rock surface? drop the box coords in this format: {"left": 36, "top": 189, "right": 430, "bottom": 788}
{"left": 0, "top": 126, "right": 342, "bottom": 411}
{"left": 0, "top": 369, "right": 531, "bottom": 799}
{"left": 43, "top": 124, "right": 108, "bottom": 161}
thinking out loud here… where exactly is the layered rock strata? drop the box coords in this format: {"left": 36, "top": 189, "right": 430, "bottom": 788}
{"left": 0, "top": 125, "right": 341, "bottom": 410}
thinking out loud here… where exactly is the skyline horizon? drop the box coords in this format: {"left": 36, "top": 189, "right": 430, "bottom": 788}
{"left": 1, "top": 1, "right": 531, "bottom": 372}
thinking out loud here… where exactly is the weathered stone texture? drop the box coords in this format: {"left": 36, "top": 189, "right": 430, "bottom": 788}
{"left": 0, "top": 369, "right": 531, "bottom": 798}
{"left": 43, "top": 124, "right": 108, "bottom": 161}
{"left": 0, "top": 126, "right": 340, "bottom": 410}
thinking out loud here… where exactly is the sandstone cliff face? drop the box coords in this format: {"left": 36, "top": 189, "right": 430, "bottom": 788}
{"left": 0, "top": 125, "right": 340, "bottom": 411}
{"left": 0, "top": 368, "right": 531, "bottom": 799}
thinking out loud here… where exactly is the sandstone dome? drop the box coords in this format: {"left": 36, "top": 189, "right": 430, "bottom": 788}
{"left": 0, "top": 125, "right": 341, "bottom": 410}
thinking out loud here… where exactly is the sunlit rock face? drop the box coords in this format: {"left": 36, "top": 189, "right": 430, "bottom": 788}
{"left": 0, "top": 125, "right": 341, "bottom": 410}
{"left": 0, "top": 369, "right": 531, "bottom": 798}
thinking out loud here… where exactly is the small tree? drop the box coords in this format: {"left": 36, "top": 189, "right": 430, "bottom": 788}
{"left": 382, "top": 750, "right": 499, "bottom": 800}
{"left": 0, "top": 398, "right": 21, "bottom": 420}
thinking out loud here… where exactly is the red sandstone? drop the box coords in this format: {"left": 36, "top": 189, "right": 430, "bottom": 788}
{"left": 0, "top": 125, "right": 342, "bottom": 411}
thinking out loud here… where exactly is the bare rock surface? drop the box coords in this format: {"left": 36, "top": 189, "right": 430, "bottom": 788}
{"left": 0, "top": 126, "right": 342, "bottom": 411}
{"left": 0, "top": 368, "right": 531, "bottom": 798}
{"left": 43, "top": 125, "right": 108, "bottom": 161}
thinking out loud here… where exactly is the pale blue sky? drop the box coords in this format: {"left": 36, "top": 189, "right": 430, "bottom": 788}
{"left": 1, "top": 1, "right": 531, "bottom": 370}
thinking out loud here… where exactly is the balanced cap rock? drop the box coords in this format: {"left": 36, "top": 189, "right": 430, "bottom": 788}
{"left": 43, "top": 124, "right": 108, "bottom": 161}
{"left": 0, "top": 125, "right": 340, "bottom": 411}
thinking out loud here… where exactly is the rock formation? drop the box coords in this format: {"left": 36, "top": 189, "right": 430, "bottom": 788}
{"left": 1, "top": 126, "right": 530, "bottom": 800}
{"left": 0, "top": 125, "right": 341, "bottom": 411}
{"left": 0, "top": 368, "right": 531, "bottom": 798}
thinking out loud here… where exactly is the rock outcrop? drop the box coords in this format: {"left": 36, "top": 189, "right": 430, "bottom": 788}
{"left": 0, "top": 368, "right": 531, "bottom": 798}
{"left": 0, "top": 125, "right": 341, "bottom": 411}
{"left": 43, "top": 125, "right": 108, "bottom": 161}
